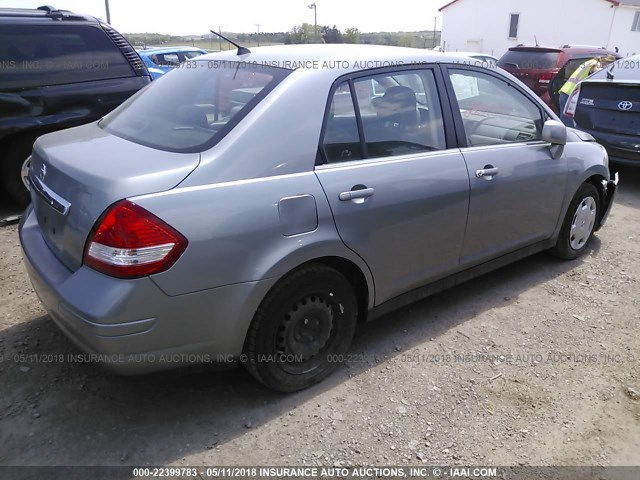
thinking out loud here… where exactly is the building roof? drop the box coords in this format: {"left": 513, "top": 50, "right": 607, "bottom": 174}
{"left": 438, "top": 0, "right": 637, "bottom": 12}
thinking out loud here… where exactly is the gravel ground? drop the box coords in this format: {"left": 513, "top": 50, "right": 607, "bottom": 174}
{"left": 0, "top": 165, "right": 638, "bottom": 472}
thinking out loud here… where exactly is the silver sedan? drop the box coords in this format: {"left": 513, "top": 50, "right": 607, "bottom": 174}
{"left": 19, "top": 44, "right": 617, "bottom": 391}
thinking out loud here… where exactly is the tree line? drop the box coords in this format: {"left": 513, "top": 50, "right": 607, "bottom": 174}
{"left": 238, "top": 25, "right": 440, "bottom": 48}
{"left": 284, "top": 24, "right": 440, "bottom": 48}
{"left": 124, "top": 26, "right": 440, "bottom": 49}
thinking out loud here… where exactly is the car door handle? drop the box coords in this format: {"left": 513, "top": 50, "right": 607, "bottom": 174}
{"left": 339, "top": 187, "right": 375, "bottom": 201}
{"left": 475, "top": 167, "right": 499, "bottom": 178}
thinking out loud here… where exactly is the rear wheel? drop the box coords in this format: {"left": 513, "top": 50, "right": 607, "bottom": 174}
{"left": 551, "top": 183, "right": 600, "bottom": 260}
{"left": 1, "top": 138, "right": 35, "bottom": 207}
{"left": 243, "top": 264, "right": 358, "bottom": 392}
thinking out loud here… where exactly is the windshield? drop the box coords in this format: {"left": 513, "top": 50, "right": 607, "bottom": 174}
{"left": 498, "top": 50, "right": 560, "bottom": 70}
{"left": 101, "top": 60, "right": 291, "bottom": 153}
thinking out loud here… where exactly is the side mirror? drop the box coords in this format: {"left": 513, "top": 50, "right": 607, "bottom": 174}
{"left": 542, "top": 119, "right": 567, "bottom": 159}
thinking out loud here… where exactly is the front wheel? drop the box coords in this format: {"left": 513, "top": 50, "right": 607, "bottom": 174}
{"left": 551, "top": 183, "right": 601, "bottom": 260}
{"left": 242, "top": 264, "right": 358, "bottom": 392}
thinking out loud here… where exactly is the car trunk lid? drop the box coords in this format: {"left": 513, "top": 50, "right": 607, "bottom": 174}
{"left": 28, "top": 122, "right": 199, "bottom": 272}
{"left": 575, "top": 82, "right": 640, "bottom": 136}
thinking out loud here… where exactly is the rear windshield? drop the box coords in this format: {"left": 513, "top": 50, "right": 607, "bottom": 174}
{"left": 498, "top": 50, "right": 560, "bottom": 70}
{"left": 0, "top": 24, "right": 133, "bottom": 89}
{"left": 101, "top": 61, "right": 291, "bottom": 153}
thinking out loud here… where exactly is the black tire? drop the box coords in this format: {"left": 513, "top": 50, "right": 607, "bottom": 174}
{"left": 243, "top": 264, "right": 358, "bottom": 392}
{"left": 551, "top": 183, "right": 601, "bottom": 260}
{"left": 1, "top": 137, "right": 34, "bottom": 207}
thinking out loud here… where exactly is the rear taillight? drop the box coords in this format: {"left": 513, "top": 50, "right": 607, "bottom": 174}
{"left": 538, "top": 72, "right": 553, "bottom": 85}
{"left": 84, "top": 200, "right": 187, "bottom": 279}
{"left": 564, "top": 85, "right": 582, "bottom": 118}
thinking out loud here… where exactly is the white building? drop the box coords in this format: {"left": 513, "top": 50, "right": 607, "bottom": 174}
{"left": 439, "top": 0, "right": 640, "bottom": 58}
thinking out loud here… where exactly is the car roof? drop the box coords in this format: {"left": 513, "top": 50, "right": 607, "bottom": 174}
{"left": 139, "top": 46, "right": 207, "bottom": 54}
{"left": 445, "top": 51, "right": 498, "bottom": 59}
{"left": 0, "top": 7, "right": 97, "bottom": 23}
{"left": 199, "top": 44, "right": 484, "bottom": 72}
{"left": 508, "top": 44, "right": 614, "bottom": 53}
{"left": 584, "top": 54, "right": 640, "bottom": 84}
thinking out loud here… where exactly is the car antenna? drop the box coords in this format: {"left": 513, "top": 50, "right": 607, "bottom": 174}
{"left": 209, "top": 30, "right": 251, "bottom": 56}
{"left": 534, "top": 35, "right": 539, "bottom": 47}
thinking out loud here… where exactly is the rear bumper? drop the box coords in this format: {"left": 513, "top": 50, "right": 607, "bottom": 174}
{"left": 596, "top": 171, "right": 618, "bottom": 231}
{"left": 601, "top": 140, "right": 640, "bottom": 166}
{"left": 18, "top": 206, "right": 276, "bottom": 374}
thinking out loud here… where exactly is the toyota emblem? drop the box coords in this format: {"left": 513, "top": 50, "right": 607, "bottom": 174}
{"left": 39, "top": 164, "right": 47, "bottom": 181}
{"left": 618, "top": 101, "right": 633, "bottom": 111}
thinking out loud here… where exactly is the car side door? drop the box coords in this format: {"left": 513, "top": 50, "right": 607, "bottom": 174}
{"left": 315, "top": 67, "right": 470, "bottom": 305}
{"left": 442, "top": 65, "right": 567, "bottom": 267}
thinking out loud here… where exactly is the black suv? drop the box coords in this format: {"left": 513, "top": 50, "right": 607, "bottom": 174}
{"left": 0, "top": 6, "right": 150, "bottom": 206}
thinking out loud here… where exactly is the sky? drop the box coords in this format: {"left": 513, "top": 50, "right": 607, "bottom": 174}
{"left": 1, "top": 0, "right": 444, "bottom": 35}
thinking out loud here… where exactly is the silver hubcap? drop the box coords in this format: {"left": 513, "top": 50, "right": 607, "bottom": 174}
{"left": 21, "top": 156, "right": 31, "bottom": 191}
{"left": 570, "top": 196, "right": 596, "bottom": 250}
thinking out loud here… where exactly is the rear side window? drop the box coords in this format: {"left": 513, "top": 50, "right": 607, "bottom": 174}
{"left": 0, "top": 24, "right": 134, "bottom": 89}
{"left": 155, "top": 53, "right": 180, "bottom": 67}
{"left": 354, "top": 70, "right": 446, "bottom": 157}
{"left": 321, "top": 69, "right": 446, "bottom": 163}
{"left": 498, "top": 50, "right": 560, "bottom": 70}
{"left": 101, "top": 61, "right": 291, "bottom": 153}
{"left": 323, "top": 82, "right": 363, "bottom": 163}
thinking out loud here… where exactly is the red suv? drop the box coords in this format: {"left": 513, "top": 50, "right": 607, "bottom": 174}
{"left": 497, "top": 45, "right": 620, "bottom": 111}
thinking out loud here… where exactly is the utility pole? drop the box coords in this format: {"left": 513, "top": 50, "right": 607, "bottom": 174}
{"left": 308, "top": 3, "right": 317, "bottom": 43}
{"left": 432, "top": 17, "right": 437, "bottom": 48}
{"left": 256, "top": 24, "right": 261, "bottom": 47}
{"left": 218, "top": 25, "right": 222, "bottom": 51}
{"left": 104, "top": 0, "right": 111, "bottom": 24}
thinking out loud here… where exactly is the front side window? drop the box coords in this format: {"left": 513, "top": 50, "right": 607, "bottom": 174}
{"left": 321, "top": 69, "right": 446, "bottom": 163}
{"left": 0, "top": 24, "right": 133, "bottom": 89}
{"left": 448, "top": 69, "right": 544, "bottom": 147}
{"left": 101, "top": 61, "right": 290, "bottom": 152}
